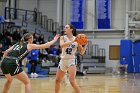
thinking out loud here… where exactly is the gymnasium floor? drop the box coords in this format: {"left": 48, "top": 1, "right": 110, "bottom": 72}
{"left": 0, "top": 74, "right": 140, "bottom": 93}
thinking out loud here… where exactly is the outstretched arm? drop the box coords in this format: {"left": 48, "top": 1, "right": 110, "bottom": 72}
{"left": 28, "top": 34, "right": 60, "bottom": 51}
{"left": 2, "top": 45, "right": 14, "bottom": 59}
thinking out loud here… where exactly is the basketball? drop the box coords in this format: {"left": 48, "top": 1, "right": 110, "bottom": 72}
{"left": 76, "top": 34, "right": 88, "bottom": 45}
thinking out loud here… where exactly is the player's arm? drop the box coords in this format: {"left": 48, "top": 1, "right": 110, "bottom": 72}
{"left": 2, "top": 45, "right": 14, "bottom": 58}
{"left": 78, "top": 44, "right": 87, "bottom": 55}
{"left": 27, "top": 34, "right": 59, "bottom": 51}
{"left": 60, "top": 36, "right": 75, "bottom": 48}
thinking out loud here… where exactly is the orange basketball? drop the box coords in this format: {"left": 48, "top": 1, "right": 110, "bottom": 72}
{"left": 76, "top": 34, "right": 88, "bottom": 45}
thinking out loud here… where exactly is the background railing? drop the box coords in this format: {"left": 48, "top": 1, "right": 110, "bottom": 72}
{"left": 4, "top": 7, "right": 63, "bottom": 34}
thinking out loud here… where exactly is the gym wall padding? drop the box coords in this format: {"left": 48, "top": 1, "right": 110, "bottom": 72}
{"left": 120, "top": 40, "right": 133, "bottom": 73}
{"left": 133, "top": 40, "right": 140, "bottom": 73}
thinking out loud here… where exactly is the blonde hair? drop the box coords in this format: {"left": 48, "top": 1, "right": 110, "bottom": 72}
{"left": 20, "top": 32, "right": 33, "bottom": 45}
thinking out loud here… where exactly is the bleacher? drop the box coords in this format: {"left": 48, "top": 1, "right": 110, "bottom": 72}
{"left": 79, "top": 55, "right": 105, "bottom": 74}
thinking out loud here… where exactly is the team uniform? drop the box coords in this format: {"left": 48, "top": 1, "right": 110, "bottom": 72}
{"left": 1, "top": 42, "right": 29, "bottom": 76}
{"left": 120, "top": 60, "right": 127, "bottom": 65}
{"left": 59, "top": 35, "right": 78, "bottom": 72}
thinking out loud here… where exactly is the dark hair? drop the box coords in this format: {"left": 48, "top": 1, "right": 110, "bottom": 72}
{"left": 122, "top": 56, "right": 126, "bottom": 58}
{"left": 68, "top": 24, "right": 77, "bottom": 36}
{"left": 122, "top": 56, "right": 126, "bottom": 60}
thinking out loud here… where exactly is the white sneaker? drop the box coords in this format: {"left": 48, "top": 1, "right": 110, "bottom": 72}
{"left": 31, "top": 73, "right": 34, "bottom": 78}
{"left": 83, "top": 69, "right": 87, "bottom": 75}
{"left": 34, "top": 73, "right": 38, "bottom": 78}
{"left": 117, "top": 71, "right": 120, "bottom": 75}
{"left": 125, "top": 72, "right": 127, "bottom": 75}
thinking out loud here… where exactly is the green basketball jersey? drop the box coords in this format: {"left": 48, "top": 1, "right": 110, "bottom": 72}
{"left": 8, "top": 42, "right": 29, "bottom": 61}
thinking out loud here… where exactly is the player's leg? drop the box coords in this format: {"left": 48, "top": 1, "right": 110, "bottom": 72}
{"left": 2, "top": 74, "right": 14, "bottom": 93}
{"left": 117, "top": 65, "right": 121, "bottom": 74}
{"left": 55, "top": 68, "right": 66, "bottom": 93}
{"left": 30, "top": 62, "right": 34, "bottom": 78}
{"left": 33, "top": 60, "right": 38, "bottom": 77}
{"left": 68, "top": 65, "right": 81, "bottom": 93}
{"left": 16, "top": 71, "right": 31, "bottom": 93}
{"left": 119, "top": 64, "right": 124, "bottom": 74}
{"left": 124, "top": 64, "right": 128, "bottom": 74}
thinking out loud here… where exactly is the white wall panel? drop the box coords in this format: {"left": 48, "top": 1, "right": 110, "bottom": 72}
{"left": 86, "top": 0, "right": 95, "bottom": 30}
{"left": 111, "top": 0, "right": 126, "bottom": 29}
{"left": 136, "top": 0, "right": 140, "bottom": 10}
{"left": 135, "top": 0, "right": 140, "bottom": 20}
{"left": 17, "top": 0, "right": 57, "bottom": 21}
{"left": 39, "top": 0, "right": 57, "bottom": 21}
{"left": 18, "top": 0, "right": 36, "bottom": 10}
{"left": 0, "top": 2, "right": 6, "bottom": 15}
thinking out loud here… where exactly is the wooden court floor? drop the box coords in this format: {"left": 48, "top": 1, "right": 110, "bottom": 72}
{"left": 0, "top": 74, "right": 140, "bottom": 93}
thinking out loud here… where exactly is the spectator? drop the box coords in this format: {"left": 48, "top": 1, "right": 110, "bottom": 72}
{"left": 38, "top": 34, "right": 45, "bottom": 44}
{"left": 12, "top": 28, "right": 21, "bottom": 42}
{"left": 48, "top": 45, "right": 59, "bottom": 66}
{"left": 1, "top": 35, "right": 12, "bottom": 51}
{"left": 0, "top": 16, "right": 5, "bottom": 23}
{"left": 49, "top": 45, "right": 59, "bottom": 55}
{"left": 118, "top": 56, "right": 128, "bottom": 75}
{"left": 39, "top": 48, "right": 48, "bottom": 62}
{"left": 0, "top": 43, "right": 2, "bottom": 60}
{"left": 33, "top": 8, "right": 37, "bottom": 23}
{"left": 27, "top": 49, "right": 39, "bottom": 78}
{"left": 0, "top": 32, "right": 3, "bottom": 41}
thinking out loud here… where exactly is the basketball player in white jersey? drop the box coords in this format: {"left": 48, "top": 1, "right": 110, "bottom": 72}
{"left": 55, "top": 24, "right": 87, "bottom": 93}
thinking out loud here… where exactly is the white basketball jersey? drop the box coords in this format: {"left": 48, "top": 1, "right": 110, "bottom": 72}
{"left": 61, "top": 35, "right": 78, "bottom": 59}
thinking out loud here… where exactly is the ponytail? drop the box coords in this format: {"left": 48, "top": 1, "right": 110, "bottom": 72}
{"left": 19, "top": 32, "right": 33, "bottom": 45}
{"left": 72, "top": 27, "right": 77, "bottom": 36}
{"left": 68, "top": 24, "right": 77, "bottom": 36}
{"left": 19, "top": 36, "right": 25, "bottom": 46}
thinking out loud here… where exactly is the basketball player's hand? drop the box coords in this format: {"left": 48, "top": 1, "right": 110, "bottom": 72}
{"left": 79, "top": 44, "right": 87, "bottom": 48}
{"left": 53, "top": 34, "right": 60, "bottom": 41}
{"left": 81, "top": 39, "right": 88, "bottom": 46}
{"left": 84, "top": 38, "right": 88, "bottom": 45}
{"left": 74, "top": 36, "right": 78, "bottom": 43}
{"left": 73, "top": 37, "right": 77, "bottom": 43}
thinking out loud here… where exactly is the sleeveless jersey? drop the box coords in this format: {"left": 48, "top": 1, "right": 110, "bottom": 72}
{"left": 7, "top": 42, "right": 29, "bottom": 61}
{"left": 60, "top": 35, "right": 78, "bottom": 59}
